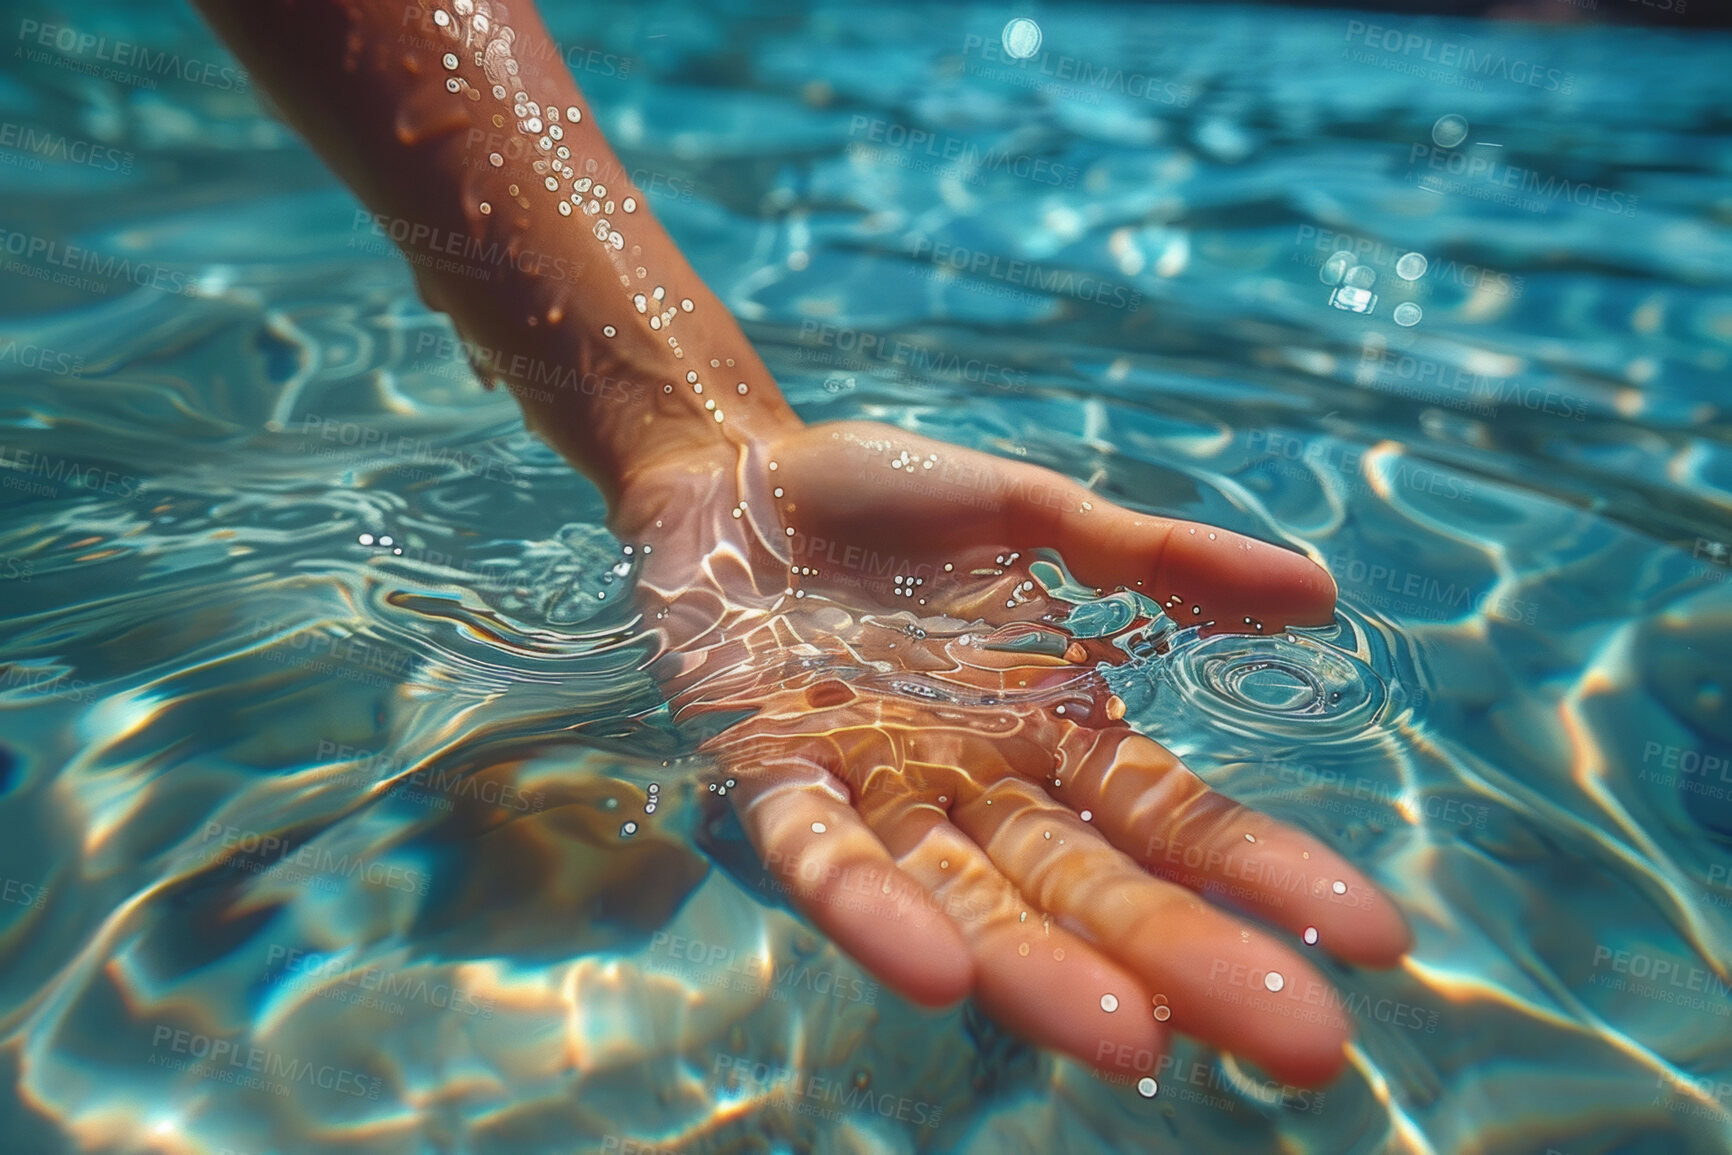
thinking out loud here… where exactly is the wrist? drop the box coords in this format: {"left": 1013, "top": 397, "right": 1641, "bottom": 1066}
{"left": 604, "top": 402, "right": 804, "bottom": 540}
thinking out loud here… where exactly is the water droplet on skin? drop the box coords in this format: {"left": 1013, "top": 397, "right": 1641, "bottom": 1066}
{"left": 489, "top": 152, "right": 504, "bottom": 167}
{"left": 1138, "top": 1077, "right": 1159, "bottom": 1098}
{"left": 358, "top": 533, "right": 374, "bottom": 545}
{"left": 1303, "top": 927, "right": 1319, "bottom": 945}
{"left": 1245, "top": 833, "right": 1256, "bottom": 842}
{"left": 443, "top": 53, "right": 459, "bottom": 69}
{"left": 1264, "top": 971, "right": 1285, "bottom": 992}
{"left": 621, "top": 821, "right": 638, "bottom": 836}
{"left": 773, "top": 488, "right": 784, "bottom": 497}
{"left": 603, "top": 326, "right": 616, "bottom": 337}
{"left": 811, "top": 822, "right": 827, "bottom": 834}
{"left": 567, "top": 105, "right": 582, "bottom": 122}
{"left": 737, "top": 382, "right": 748, "bottom": 395}
{"left": 379, "top": 536, "right": 393, "bottom": 547}
{"left": 1080, "top": 810, "right": 1092, "bottom": 821}
{"left": 446, "top": 78, "right": 461, "bottom": 92}
{"left": 1101, "top": 993, "right": 1119, "bottom": 1013}
{"left": 1332, "top": 880, "right": 1347, "bottom": 894}
{"left": 681, "top": 298, "right": 693, "bottom": 311}
{"left": 1153, "top": 1004, "right": 1171, "bottom": 1022}
{"left": 433, "top": 8, "right": 450, "bottom": 25}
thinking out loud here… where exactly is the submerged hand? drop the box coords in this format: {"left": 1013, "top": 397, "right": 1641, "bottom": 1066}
{"left": 615, "top": 419, "right": 1412, "bottom": 1089}
{"left": 185, "top": 0, "right": 1407, "bottom": 1101}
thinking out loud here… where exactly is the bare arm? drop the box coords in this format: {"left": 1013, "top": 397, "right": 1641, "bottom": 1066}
{"left": 191, "top": 0, "right": 799, "bottom": 505}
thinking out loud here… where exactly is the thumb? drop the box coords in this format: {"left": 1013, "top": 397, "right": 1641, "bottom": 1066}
{"left": 999, "top": 468, "right": 1337, "bottom": 633}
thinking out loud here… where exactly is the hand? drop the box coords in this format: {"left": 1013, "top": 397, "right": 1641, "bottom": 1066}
{"left": 612, "top": 419, "right": 1412, "bottom": 1089}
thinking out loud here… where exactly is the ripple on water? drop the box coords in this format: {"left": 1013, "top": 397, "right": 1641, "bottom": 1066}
{"left": 1160, "top": 623, "right": 1390, "bottom": 743}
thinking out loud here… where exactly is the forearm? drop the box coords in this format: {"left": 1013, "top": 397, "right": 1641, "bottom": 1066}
{"left": 192, "top": 0, "right": 800, "bottom": 505}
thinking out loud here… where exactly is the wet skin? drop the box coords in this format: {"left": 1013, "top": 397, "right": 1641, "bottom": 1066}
{"left": 194, "top": 0, "right": 1413, "bottom": 1089}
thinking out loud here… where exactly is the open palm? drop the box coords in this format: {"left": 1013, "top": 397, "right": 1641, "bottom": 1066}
{"left": 612, "top": 419, "right": 1411, "bottom": 1089}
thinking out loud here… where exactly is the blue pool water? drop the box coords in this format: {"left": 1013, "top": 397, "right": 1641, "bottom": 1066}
{"left": 1, "top": 1, "right": 1730, "bottom": 1152}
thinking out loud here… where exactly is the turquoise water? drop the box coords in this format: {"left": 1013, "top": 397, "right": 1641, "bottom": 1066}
{"left": 2, "top": 1, "right": 1730, "bottom": 1152}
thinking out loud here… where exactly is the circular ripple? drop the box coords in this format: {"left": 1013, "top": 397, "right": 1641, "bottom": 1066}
{"left": 1161, "top": 628, "right": 1387, "bottom": 741}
